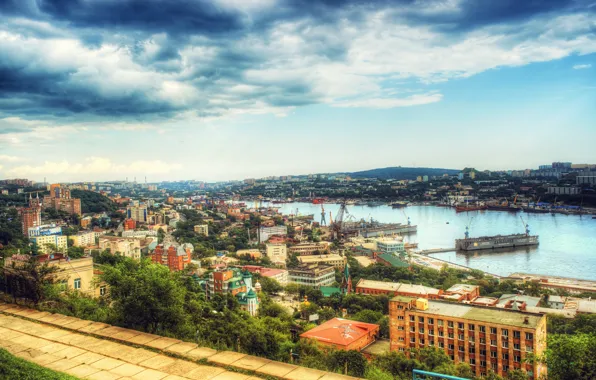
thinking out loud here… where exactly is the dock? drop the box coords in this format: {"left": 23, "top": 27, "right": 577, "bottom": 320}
{"left": 419, "top": 247, "right": 456, "bottom": 255}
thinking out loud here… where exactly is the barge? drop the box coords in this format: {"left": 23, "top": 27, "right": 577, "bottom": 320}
{"left": 456, "top": 233, "right": 539, "bottom": 251}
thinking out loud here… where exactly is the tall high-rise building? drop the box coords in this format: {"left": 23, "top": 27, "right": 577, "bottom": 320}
{"left": 20, "top": 206, "right": 41, "bottom": 236}
{"left": 126, "top": 203, "right": 148, "bottom": 223}
{"left": 43, "top": 185, "right": 82, "bottom": 216}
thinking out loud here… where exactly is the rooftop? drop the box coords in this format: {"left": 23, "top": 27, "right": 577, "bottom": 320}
{"left": 376, "top": 253, "right": 409, "bottom": 268}
{"left": 446, "top": 284, "right": 479, "bottom": 294}
{"left": 392, "top": 296, "right": 545, "bottom": 328}
{"left": 357, "top": 279, "right": 441, "bottom": 295}
{"left": 300, "top": 318, "right": 379, "bottom": 346}
{"left": 497, "top": 294, "right": 541, "bottom": 308}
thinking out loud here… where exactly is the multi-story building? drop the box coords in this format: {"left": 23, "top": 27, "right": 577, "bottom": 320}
{"left": 266, "top": 243, "right": 288, "bottom": 265}
{"left": 242, "top": 265, "right": 289, "bottom": 286}
{"left": 20, "top": 206, "right": 41, "bottom": 236}
{"left": 123, "top": 218, "right": 136, "bottom": 230}
{"left": 31, "top": 234, "right": 68, "bottom": 254}
{"left": 43, "top": 186, "right": 82, "bottom": 216}
{"left": 150, "top": 242, "right": 193, "bottom": 272}
{"left": 27, "top": 224, "right": 61, "bottom": 238}
{"left": 206, "top": 268, "right": 259, "bottom": 316}
{"left": 121, "top": 230, "right": 158, "bottom": 238}
{"left": 299, "top": 254, "right": 346, "bottom": 269}
{"left": 288, "top": 242, "right": 330, "bottom": 256}
{"left": 355, "top": 279, "right": 443, "bottom": 300}
{"left": 389, "top": 296, "right": 547, "bottom": 379}
{"left": 258, "top": 225, "right": 287, "bottom": 243}
{"left": 288, "top": 263, "right": 335, "bottom": 287}
{"left": 4, "top": 254, "right": 104, "bottom": 297}
{"left": 126, "top": 203, "right": 148, "bottom": 223}
{"left": 69, "top": 231, "right": 97, "bottom": 247}
{"left": 375, "top": 239, "right": 405, "bottom": 254}
{"left": 194, "top": 224, "right": 209, "bottom": 236}
{"left": 98, "top": 236, "right": 141, "bottom": 260}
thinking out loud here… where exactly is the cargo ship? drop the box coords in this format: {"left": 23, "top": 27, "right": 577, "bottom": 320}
{"left": 312, "top": 198, "right": 325, "bottom": 204}
{"left": 455, "top": 204, "right": 488, "bottom": 213}
{"left": 487, "top": 205, "right": 521, "bottom": 212}
{"left": 391, "top": 202, "right": 408, "bottom": 208}
{"left": 455, "top": 221, "right": 538, "bottom": 251}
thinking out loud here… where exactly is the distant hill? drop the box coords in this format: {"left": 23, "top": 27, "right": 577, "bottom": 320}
{"left": 345, "top": 167, "right": 460, "bottom": 180}
{"left": 71, "top": 190, "right": 117, "bottom": 213}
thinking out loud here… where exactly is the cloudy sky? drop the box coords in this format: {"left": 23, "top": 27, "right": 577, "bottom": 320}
{"left": 0, "top": 0, "right": 594, "bottom": 182}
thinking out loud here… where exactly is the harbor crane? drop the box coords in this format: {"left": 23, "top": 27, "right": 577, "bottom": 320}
{"left": 320, "top": 204, "right": 326, "bottom": 226}
{"left": 519, "top": 215, "right": 530, "bottom": 236}
{"left": 464, "top": 216, "right": 475, "bottom": 239}
{"left": 330, "top": 201, "right": 348, "bottom": 240}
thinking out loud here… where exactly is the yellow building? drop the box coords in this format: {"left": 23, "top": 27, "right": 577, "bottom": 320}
{"left": 298, "top": 254, "right": 346, "bottom": 269}
{"left": 194, "top": 224, "right": 209, "bottom": 236}
{"left": 98, "top": 236, "right": 141, "bottom": 260}
{"left": 31, "top": 235, "right": 68, "bottom": 254}
{"left": 70, "top": 231, "right": 96, "bottom": 247}
{"left": 266, "top": 243, "right": 287, "bottom": 265}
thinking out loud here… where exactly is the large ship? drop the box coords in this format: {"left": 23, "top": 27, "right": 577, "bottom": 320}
{"left": 487, "top": 205, "right": 521, "bottom": 212}
{"left": 455, "top": 203, "right": 488, "bottom": 213}
{"left": 455, "top": 219, "right": 538, "bottom": 251}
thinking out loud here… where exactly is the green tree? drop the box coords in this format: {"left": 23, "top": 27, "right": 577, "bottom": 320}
{"left": 3, "top": 256, "right": 62, "bottom": 305}
{"left": 545, "top": 333, "right": 596, "bottom": 380}
{"left": 506, "top": 369, "right": 528, "bottom": 380}
{"left": 259, "top": 277, "right": 283, "bottom": 294}
{"left": 326, "top": 350, "right": 367, "bottom": 377}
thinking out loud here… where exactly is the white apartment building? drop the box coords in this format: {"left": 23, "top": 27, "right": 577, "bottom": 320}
{"left": 70, "top": 231, "right": 97, "bottom": 247}
{"left": 266, "top": 243, "right": 288, "bottom": 264}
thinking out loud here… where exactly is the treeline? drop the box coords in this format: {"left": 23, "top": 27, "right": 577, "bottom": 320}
{"left": 71, "top": 190, "right": 116, "bottom": 213}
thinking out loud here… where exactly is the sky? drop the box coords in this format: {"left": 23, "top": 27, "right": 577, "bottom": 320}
{"left": 0, "top": 0, "right": 594, "bottom": 182}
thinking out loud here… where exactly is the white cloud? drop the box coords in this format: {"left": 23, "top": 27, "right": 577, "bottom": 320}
{"left": 5, "top": 157, "right": 182, "bottom": 180}
{"left": 0, "top": 155, "right": 22, "bottom": 162}
{"left": 334, "top": 93, "right": 443, "bottom": 109}
{"left": 573, "top": 64, "right": 592, "bottom": 69}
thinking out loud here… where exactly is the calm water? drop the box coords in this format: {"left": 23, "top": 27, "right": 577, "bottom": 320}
{"left": 273, "top": 202, "right": 596, "bottom": 280}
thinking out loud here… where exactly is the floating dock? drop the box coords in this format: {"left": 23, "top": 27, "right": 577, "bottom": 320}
{"left": 455, "top": 234, "right": 538, "bottom": 251}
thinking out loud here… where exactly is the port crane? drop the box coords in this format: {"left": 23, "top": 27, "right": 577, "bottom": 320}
{"left": 330, "top": 201, "right": 348, "bottom": 240}
{"left": 464, "top": 216, "right": 475, "bottom": 239}
{"left": 519, "top": 215, "right": 530, "bottom": 236}
{"left": 320, "top": 204, "right": 326, "bottom": 226}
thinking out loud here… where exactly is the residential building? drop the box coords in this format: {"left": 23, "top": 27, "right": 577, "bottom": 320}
{"left": 126, "top": 203, "right": 148, "bottom": 223}
{"left": 288, "top": 242, "right": 330, "bottom": 256}
{"left": 70, "top": 231, "right": 97, "bottom": 247}
{"left": 20, "top": 206, "right": 41, "bottom": 236}
{"left": 576, "top": 175, "right": 596, "bottom": 185}
{"left": 389, "top": 296, "right": 547, "bottom": 379}
{"left": 27, "top": 224, "right": 61, "bottom": 238}
{"left": 355, "top": 279, "right": 443, "bottom": 300}
{"left": 123, "top": 218, "right": 136, "bottom": 230}
{"left": 206, "top": 268, "right": 259, "bottom": 316}
{"left": 43, "top": 186, "right": 82, "bottom": 216}
{"left": 299, "top": 254, "right": 346, "bottom": 269}
{"left": 31, "top": 234, "right": 68, "bottom": 254}
{"left": 547, "top": 186, "right": 580, "bottom": 195}
{"left": 266, "top": 243, "right": 287, "bottom": 265}
{"left": 121, "top": 230, "right": 158, "bottom": 238}
{"left": 236, "top": 249, "right": 262, "bottom": 260}
{"left": 150, "top": 242, "right": 193, "bottom": 272}
{"left": 259, "top": 225, "right": 287, "bottom": 243}
{"left": 300, "top": 318, "right": 380, "bottom": 351}
{"left": 288, "top": 263, "right": 335, "bottom": 287}
{"left": 241, "top": 265, "right": 289, "bottom": 286}
{"left": 194, "top": 224, "right": 209, "bottom": 236}
{"left": 4, "top": 254, "right": 102, "bottom": 296}
{"left": 98, "top": 236, "right": 141, "bottom": 260}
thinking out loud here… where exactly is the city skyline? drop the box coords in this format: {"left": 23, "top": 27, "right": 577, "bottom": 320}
{"left": 0, "top": 1, "right": 595, "bottom": 182}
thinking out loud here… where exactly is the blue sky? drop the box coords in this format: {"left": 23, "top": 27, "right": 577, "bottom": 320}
{"left": 0, "top": 0, "right": 594, "bottom": 182}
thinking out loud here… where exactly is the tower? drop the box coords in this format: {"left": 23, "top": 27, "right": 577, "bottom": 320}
{"left": 320, "top": 205, "right": 326, "bottom": 226}
{"left": 340, "top": 263, "right": 352, "bottom": 294}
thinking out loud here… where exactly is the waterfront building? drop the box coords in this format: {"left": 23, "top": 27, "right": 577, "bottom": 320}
{"left": 288, "top": 242, "right": 330, "bottom": 256}
{"left": 389, "top": 296, "right": 547, "bottom": 379}
{"left": 298, "top": 254, "right": 346, "bottom": 269}
{"left": 98, "top": 236, "right": 141, "bottom": 260}
{"left": 547, "top": 186, "right": 580, "bottom": 195}
{"left": 374, "top": 239, "right": 405, "bottom": 254}
{"left": 288, "top": 263, "right": 335, "bottom": 287}
{"left": 266, "top": 243, "right": 287, "bottom": 265}
{"left": 43, "top": 186, "right": 82, "bottom": 216}
{"left": 206, "top": 268, "right": 259, "bottom": 316}
{"left": 355, "top": 279, "right": 443, "bottom": 299}
{"left": 300, "top": 318, "right": 379, "bottom": 351}
{"left": 194, "top": 224, "right": 209, "bottom": 236}
{"left": 69, "top": 231, "right": 97, "bottom": 247}
{"left": 126, "top": 203, "right": 148, "bottom": 223}
{"left": 259, "top": 225, "right": 287, "bottom": 243}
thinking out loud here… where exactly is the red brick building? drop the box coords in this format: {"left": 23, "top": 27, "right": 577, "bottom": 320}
{"left": 300, "top": 318, "right": 380, "bottom": 351}
{"left": 43, "top": 186, "right": 82, "bottom": 216}
{"left": 123, "top": 218, "right": 136, "bottom": 230}
{"left": 20, "top": 206, "right": 41, "bottom": 236}
{"left": 150, "top": 243, "right": 193, "bottom": 272}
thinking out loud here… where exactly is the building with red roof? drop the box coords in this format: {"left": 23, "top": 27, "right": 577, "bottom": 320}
{"left": 300, "top": 318, "right": 379, "bottom": 351}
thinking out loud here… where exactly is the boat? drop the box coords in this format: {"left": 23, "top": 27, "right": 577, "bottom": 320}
{"left": 487, "top": 205, "right": 521, "bottom": 212}
{"left": 456, "top": 233, "right": 539, "bottom": 251}
{"left": 391, "top": 202, "right": 408, "bottom": 208}
{"left": 455, "top": 204, "right": 488, "bottom": 213}
{"left": 312, "top": 198, "right": 325, "bottom": 204}
{"left": 522, "top": 207, "right": 550, "bottom": 214}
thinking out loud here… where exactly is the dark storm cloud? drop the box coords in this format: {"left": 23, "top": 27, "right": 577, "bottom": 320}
{"left": 0, "top": 0, "right": 594, "bottom": 126}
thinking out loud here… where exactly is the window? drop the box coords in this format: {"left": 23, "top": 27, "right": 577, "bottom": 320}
{"left": 479, "top": 325, "right": 486, "bottom": 333}
{"left": 514, "top": 356, "right": 521, "bottom": 363}
{"left": 502, "top": 329, "right": 509, "bottom": 337}
{"left": 419, "top": 316, "right": 425, "bottom": 323}
{"left": 469, "top": 347, "right": 476, "bottom": 354}
{"left": 419, "top": 328, "right": 425, "bottom": 334}
{"left": 74, "top": 278, "right": 81, "bottom": 290}
{"left": 99, "top": 286, "right": 106, "bottom": 296}
{"left": 502, "top": 353, "right": 509, "bottom": 360}
{"left": 469, "top": 336, "right": 475, "bottom": 343}
{"left": 503, "top": 365, "right": 509, "bottom": 372}
{"left": 492, "top": 363, "right": 498, "bottom": 371}
{"left": 439, "top": 331, "right": 444, "bottom": 337}
{"left": 399, "top": 348, "right": 405, "bottom": 352}
{"left": 410, "top": 326, "right": 416, "bottom": 332}
{"left": 448, "top": 321, "right": 454, "bottom": 328}
{"left": 470, "top": 358, "right": 476, "bottom": 365}
{"left": 397, "top": 305, "right": 404, "bottom": 310}
{"left": 429, "top": 340, "right": 434, "bottom": 346}
{"left": 399, "top": 337, "right": 405, "bottom": 342}
{"left": 420, "top": 339, "right": 425, "bottom": 345}
{"left": 513, "top": 331, "right": 521, "bottom": 338}
{"left": 398, "top": 315, "right": 404, "bottom": 320}
{"left": 439, "top": 342, "right": 444, "bottom": 348}
{"left": 480, "top": 349, "right": 487, "bottom": 356}
{"left": 59, "top": 280, "right": 67, "bottom": 292}
{"left": 458, "top": 334, "right": 465, "bottom": 340}
{"left": 398, "top": 326, "right": 405, "bottom": 331}
{"left": 448, "top": 332, "right": 454, "bottom": 338}
{"left": 469, "top": 324, "right": 475, "bottom": 331}
{"left": 411, "top": 337, "right": 416, "bottom": 343}
{"left": 450, "top": 354, "right": 455, "bottom": 360}
{"left": 438, "top": 319, "right": 444, "bottom": 326}
{"left": 480, "top": 338, "right": 486, "bottom": 344}
{"left": 459, "top": 346, "right": 465, "bottom": 352}
{"left": 448, "top": 344, "right": 454, "bottom": 350}
{"left": 428, "top": 318, "right": 434, "bottom": 325}
{"left": 458, "top": 322, "right": 464, "bottom": 329}
{"left": 525, "top": 333, "right": 534, "bottom": 340}
{"left": 502, "top": 341, "right": 509, "bottom": 349}
{"left": 459, "top": 355, "right": 465, "bottom": 362}
{"left": 480, "top": 360, "right": 487, "bottom": 367}
{"left": 490, "top": 351, "right": 497, "bottom": 358}
{"left": 514, "top": 343, "right": 520, "bottom": 350}
{"left": 526, "top": 346, "right": 533, "bottom": 353}
{"left": 490, "top": 340, "right": 497, "bottom": 347}
{"left": 429, "top": 330, "right": 434, "bottom": 336}
{"left": 490, "top": 327, "right": 497, "bottom": 334}
{"left": 410, "top": 316, "right": 416, "bottom": 322}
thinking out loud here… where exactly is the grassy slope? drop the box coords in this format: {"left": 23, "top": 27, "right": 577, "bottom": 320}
{"left": 0, "top": 348, "right": 79, "bottom": 380}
